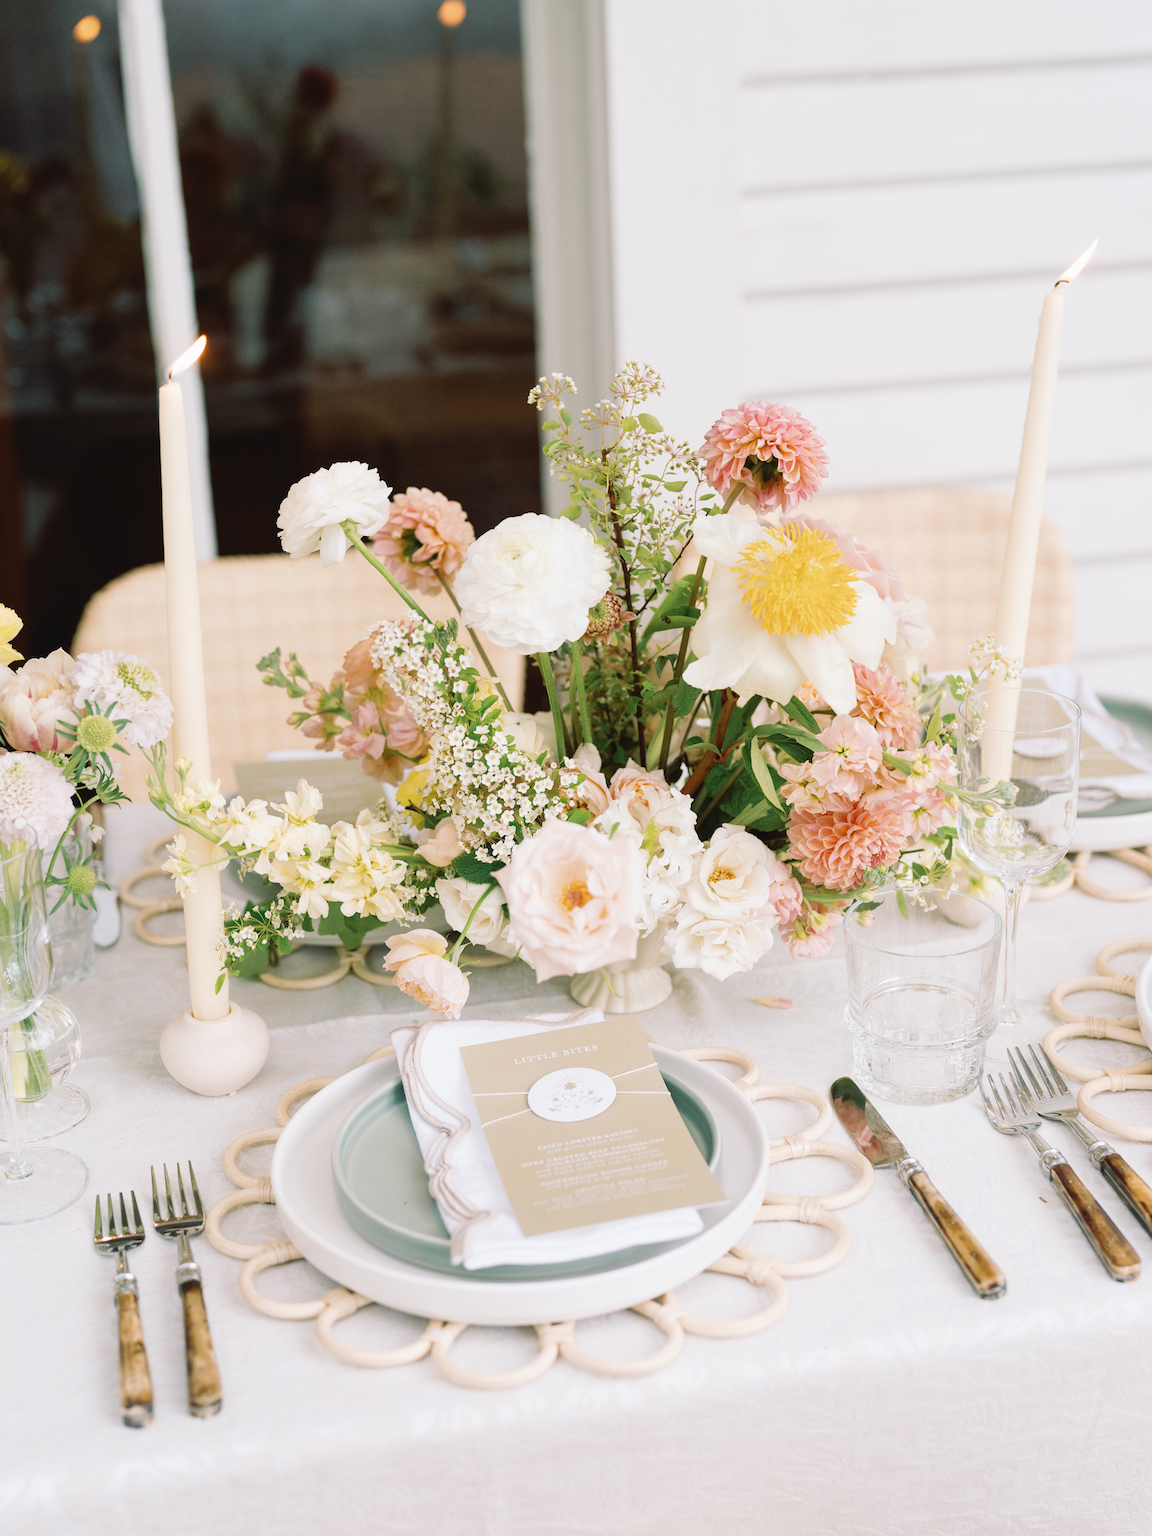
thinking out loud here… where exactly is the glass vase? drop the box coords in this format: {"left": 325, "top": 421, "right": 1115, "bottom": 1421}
{"left": 46, "top": 823, "right": 98, "bottom": 991}
{"left": 0, "top": 842, "right": 88, "bottom": 1222}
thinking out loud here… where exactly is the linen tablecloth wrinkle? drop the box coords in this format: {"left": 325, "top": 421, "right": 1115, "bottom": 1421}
{"left": 6, "top": 803, "right": 1152, "bottom": 1536}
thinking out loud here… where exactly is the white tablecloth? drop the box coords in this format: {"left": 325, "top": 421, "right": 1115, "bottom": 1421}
{"left": 6, "top": 806, "right": 1152, "bottom": 1536}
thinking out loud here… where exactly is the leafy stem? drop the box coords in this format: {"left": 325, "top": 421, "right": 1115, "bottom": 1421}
{"left": 536, "top": 651, "right": 571, "bottom": 760}
{"left": 603, "top": 446, "right": 646, "bottom": 764}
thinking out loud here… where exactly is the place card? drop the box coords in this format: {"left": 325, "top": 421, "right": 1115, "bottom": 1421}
{"left": 459, "top": 1016, "right": 725, "bottom": 1237}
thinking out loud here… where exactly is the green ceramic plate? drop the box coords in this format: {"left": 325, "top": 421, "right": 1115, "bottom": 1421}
{"left": 332, "top": 1064, "right": 721, "bottom": 1282}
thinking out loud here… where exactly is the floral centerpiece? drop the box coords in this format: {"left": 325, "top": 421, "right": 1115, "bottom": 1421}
{"left": 0, "top": 606, "right": 173, "bottom": 1089}
{"left": 147, "top": 365, "right": 994, "bottom": 1019}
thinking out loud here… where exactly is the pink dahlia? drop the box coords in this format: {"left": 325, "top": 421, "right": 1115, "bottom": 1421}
{"left": 372, "top": 487, "right": 474, "bottom": 596}
{"left": 698, "top": 402, "right": 828, "bottom": 512}
{"left": 788, "top": 794, "right": 908, "bottom": 892}
{"left": 851, "top": 663, "right": 922, "bottom": 751}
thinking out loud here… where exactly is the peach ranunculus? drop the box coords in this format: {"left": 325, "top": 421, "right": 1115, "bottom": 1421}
{"left": 496, "top": 819, "right": 642, "bottom": 981}
{"left": 570, "top": 742, "right": 610, "bottom": 816}
{"left": 372, "top": 487, "right": 475, "bottom": 596}
{"left": 419, "top": 817, "right": 463, "bottom": 868}
{"left": 0, "top": 649, "right": 77, "bottom": 752}
{"left": 384, "top": 929, "right": 470, "bottom": 1017}
{"left": 608, "top": 762, "right": 694, "bottom": 840}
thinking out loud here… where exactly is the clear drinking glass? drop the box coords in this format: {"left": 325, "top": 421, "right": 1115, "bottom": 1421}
{"left": 0, "top": 844, "right": 89, "bottom": 1223}
{"left": 844, "top": 887, "right": 1002, "bottom": 1104}
{"left": 955, "top": 686, "right": 1081, "bottom": 1026}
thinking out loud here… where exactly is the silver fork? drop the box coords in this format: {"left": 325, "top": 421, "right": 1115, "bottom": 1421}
{"left": 1010, "top": 1044, "right": 1152, "bottom": 1240}
{"left": 151, "top": 1163, "right": 223, "bottom": 1418}
{"left": 93, "top": 1191, "right": 154, "bottom": 1427}
{"left": 980, "top": 1072, "right": 1141, "bottom": 1282}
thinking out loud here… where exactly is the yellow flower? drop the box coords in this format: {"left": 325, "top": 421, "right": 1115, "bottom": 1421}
{"left": 0, "top": 605, "right": 24, "bottom": 667}
{"left": 396, "top": 766, "right": 430, "bottom": 811}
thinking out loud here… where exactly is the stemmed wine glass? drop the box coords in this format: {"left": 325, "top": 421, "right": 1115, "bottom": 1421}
{"left": 0, "top": 843, "right": 89, "bottom": 1223}
{"left": 954, "top": 685, "right": 1081, "bottom": 1027}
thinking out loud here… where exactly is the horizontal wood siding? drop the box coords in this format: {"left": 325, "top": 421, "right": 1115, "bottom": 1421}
{"left": 606, "top": 1, "right": 1152, "bottom": 698}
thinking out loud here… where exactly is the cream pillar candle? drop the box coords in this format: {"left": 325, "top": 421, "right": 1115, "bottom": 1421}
{"left": 982, "top": 240, "right": 1097, "bottom": 779}
{"left": 159, "top": 337, "right": 228, "bottom": 1022}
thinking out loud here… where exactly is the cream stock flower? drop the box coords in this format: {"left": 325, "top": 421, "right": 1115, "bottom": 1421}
{"left": 454, "top": 513, "right": 611, "bottom": 654}
{"left": 436, "top": 876, "right": 517, "bottom": 956}
{"left": 326, "top": 821, "right": 408, "bottom": 922}
{"left": 384, "top": 929, "right": 470, "bottom": 1017}
{"left": 684, "top": 513, "right": 895, "bottom": 714}
{"left": 277, "top": 462, "right": 392, "bottom": 566}
{"left": 496, "top": 819, "right": 641, "bottom": 981}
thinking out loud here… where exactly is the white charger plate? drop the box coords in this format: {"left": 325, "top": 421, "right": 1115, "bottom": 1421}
{"left": 271, "top": 1045, "right": 769, "bottom": 1326}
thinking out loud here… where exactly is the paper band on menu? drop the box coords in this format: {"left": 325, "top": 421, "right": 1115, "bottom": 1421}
{"left": 459, "top": 1016, "right": 725, "bottom": 1237}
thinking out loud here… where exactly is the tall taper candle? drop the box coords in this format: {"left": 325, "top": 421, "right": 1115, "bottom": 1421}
{"left": 159, "top": 338, "right": 228, "bottom": 1022}
{"left": 983, "top": 240, "right": 1097, "bottom": 776}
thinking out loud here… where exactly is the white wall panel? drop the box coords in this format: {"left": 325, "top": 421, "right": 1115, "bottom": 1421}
{"left": 741, "top": 170, "right": 1152, "bottom": 293}
{"left": 742, "top": 270, "right": 1152, "bottom": 395}
{"left": 603, "top": 0, "right": 1152, "bottom": 697}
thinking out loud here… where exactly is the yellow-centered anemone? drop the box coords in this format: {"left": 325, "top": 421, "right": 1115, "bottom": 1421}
{"left": 734, "top": 524, "right": 858, "bottom": 637}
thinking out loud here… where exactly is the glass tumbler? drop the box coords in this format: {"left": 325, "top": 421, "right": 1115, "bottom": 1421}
{"left": 844, "top": 887, "right": 1002, "bottom": 1105}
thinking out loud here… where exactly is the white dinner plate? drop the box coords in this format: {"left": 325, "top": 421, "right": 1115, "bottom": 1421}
{"left": 271, "top": 1045, "right": 769, "bottom": 1326}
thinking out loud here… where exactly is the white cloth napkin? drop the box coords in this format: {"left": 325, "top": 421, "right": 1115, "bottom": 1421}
{"left": 1029, "top": 666, "right": 1152, "bottom": 801}
{"left": 390, "top": 1012, "right": 705, "bottom": 1271}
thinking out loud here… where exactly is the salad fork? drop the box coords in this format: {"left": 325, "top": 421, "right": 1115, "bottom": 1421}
{"left": 93, "top": 1191, "right": 153, "bottom": 1427}
{"left": 1009, "top": 1044, "right": 1152, "bottom": 1240}
{"left": 151, "top": 1162, "right": 223, "bottom": 1418}
{"left": 980, "top": 1072, "right": 1141, "bottom": 1282}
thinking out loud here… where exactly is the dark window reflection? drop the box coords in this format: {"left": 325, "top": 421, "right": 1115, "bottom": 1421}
{"left": 0, "top": 0, "right": 537, "bottom": 655}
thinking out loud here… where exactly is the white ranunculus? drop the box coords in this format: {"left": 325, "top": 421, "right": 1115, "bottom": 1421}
{"left": 454, "top": 514, "right": 612, "bottom": 654}
{"left": 667, "top": 910, "right": 772, "bottom": 980}
{"left": 684, "top": 512, "right": 896, "bottom": 715}
{"left": 683, "top": 824, "right": 777, "bottom": 920}
{"left": 277, "top": 462, "right": 392, "bottom": 567}
{"left": 436, "top": 876, "right": 518, "bottom": 957}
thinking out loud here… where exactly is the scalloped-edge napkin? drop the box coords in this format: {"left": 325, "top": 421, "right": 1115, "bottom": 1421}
{"left": 390, "top": 1011, "right": 704, "bottom": 1271}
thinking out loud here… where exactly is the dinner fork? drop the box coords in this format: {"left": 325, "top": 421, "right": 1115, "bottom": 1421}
{"left": 1009, "top": 1044, "right": 1152, "bottom": 1240}
{"left": 980, "top": 1072, "right": 1141, "bottom": 1282}
{"left": 151, "top": 1163, "right": 223, "bottom": 1418}
{"left": 93, "top": 1191, "right": 153, "bottom": 1427}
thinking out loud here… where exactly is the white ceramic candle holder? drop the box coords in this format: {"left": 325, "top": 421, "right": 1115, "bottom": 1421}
{"left": 160, "top": 1002, "right": 270, "bottom": 1097}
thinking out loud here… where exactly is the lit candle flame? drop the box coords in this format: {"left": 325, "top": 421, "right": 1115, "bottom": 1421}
{"left": 167, "top": 335, "right": 207, "bottom": 382}
{"left": 1055, "top": 239, "right": 1098, "bottom": 287}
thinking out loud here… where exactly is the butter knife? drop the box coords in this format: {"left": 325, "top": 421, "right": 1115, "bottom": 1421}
{"left": 831, "top": 1076, "right": 1007, "bottom": 1300}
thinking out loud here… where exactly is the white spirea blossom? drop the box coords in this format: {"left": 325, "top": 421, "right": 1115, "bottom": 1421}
{"left": 369, "top": 617, "right": 577, "bottom": 863}
{"left": 277, "top": 461, "right": 392, "bottom": 567}
{"left": 0, "top": 752, "right": 74, "bottom": 849}
{"left": 454, "top": 513, "right": 612, "bottom": 654}
{"left": 71, "top": 651, "right": 173, "bottom": 748}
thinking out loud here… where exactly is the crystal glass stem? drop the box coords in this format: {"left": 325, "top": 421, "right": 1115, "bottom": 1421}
{"left": 999, "top": 877, "right": 1024, "bottom": 1026}
{"left": 0, "top": 1023, "right": 31, "bottom": 1182}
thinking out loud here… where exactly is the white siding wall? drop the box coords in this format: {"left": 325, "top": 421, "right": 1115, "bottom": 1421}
{"left": 602, "top": 1, "right": 1152, "bottom": 701}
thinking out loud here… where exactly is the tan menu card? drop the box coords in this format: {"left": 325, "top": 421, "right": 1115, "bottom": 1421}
{"left": 459, "top": 1016, "right": 726, "bottom": 1237}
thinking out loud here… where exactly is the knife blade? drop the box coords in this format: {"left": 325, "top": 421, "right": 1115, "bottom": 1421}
{"left": 830, "top": 1076, "right": 1006, "bottom": 1300}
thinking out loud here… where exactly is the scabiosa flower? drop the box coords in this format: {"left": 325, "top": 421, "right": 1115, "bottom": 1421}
{"left": 851, "top": 663, "right": 923, "bottom": 751}
{"left": 0, "top": 753, "right": 74, "bottom": 849}
{"left": 454, "top": 513, "right": 612, "bottom": 654}
{"left": 71, "top": 651, "right": 173, "bottom": 748}
{"left": 372, "top": 487, "right": 475, "bottom": 595}
{"left": 277, "top": 461, "right": 392, "bottom": 566}
{"left": 788, "top": 794, "right": 908, "bottom": 892}
{"left": 698, "top": 401, "right": 828, "bottom": 512}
